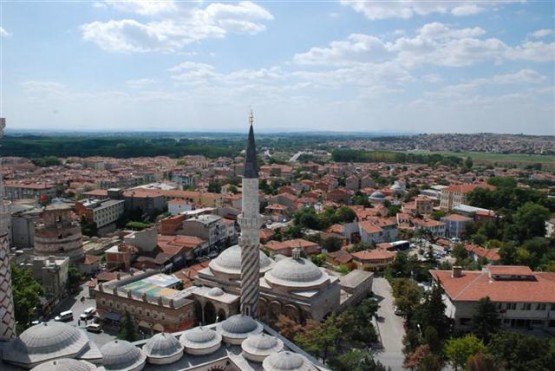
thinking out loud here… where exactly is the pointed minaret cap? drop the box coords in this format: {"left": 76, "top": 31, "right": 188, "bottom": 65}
{"left": 243, "top": 110, "right": 258, "bottom": 179}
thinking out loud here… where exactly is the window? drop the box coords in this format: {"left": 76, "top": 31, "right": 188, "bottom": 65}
{"left": 537, "top": 303, "right": 546, "bottom": 311}
{"left": 507, "top": 303, "right": 516, "bottom": 310}
{"left": 522, "top": 303, "right": 531, "bottom": 310}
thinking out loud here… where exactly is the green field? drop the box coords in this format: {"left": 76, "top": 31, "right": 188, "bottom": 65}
{"left": 419, "top": 151, "right": 555, "bottom": 169}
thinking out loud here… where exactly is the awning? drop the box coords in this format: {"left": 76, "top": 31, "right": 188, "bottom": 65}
{"left": 105, "top": 312, "right": 121, "bottom": 321}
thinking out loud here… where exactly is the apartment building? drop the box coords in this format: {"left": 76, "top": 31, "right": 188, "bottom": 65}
{"left": 75, "top": 198, "right": 125, "bottom": 232}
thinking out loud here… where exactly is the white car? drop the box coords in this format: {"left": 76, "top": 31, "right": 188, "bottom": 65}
{"left": 80, "top": 307, "right": 96, "bottom": 320}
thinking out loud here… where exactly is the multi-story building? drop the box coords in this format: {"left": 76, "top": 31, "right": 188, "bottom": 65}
{"left": 351, "top": 249, "right": 396, "bottom": 271}
{"left": 414, "top": 196, "right": 433, "bottom": 215}
{"left": 34, "top": 204, "right": 84, "bottom": 262}
{"left": 180, "top": 214, "right": 232, "bottom": 249}
{"left": 74, "top": 198, "right": 125, "bottom": 234}
{"left": 441, "top": 214, "right": 473, "bottom": 238}
{"left": 431, "top": 266, "right": 555, "bottom": 332}
{"left": 11, "top": 206, "right": 41, "bottom": 248}
{"left": 32, "top": 256, "right": 69, "bottom": 309}
{"left": 412, "top": 218, "right": 446, "bottom": 237}
{"left": 4, "top": 180, "right": 57, "bottom": 201}
{"left": 439, "top": 183, "right": 494, "bottom": 210}
{"left": 94, "top": 271, "right": 195, "bottom": 333}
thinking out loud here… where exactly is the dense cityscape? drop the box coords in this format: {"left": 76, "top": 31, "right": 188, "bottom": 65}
{"left": 0, "top": 117, "right": 553, "bottom": 370}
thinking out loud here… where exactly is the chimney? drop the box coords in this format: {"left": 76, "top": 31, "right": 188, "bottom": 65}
{"left": 452, "top": 266, "right": 463, "bottom": 278}
{"left": 99, "top": 283, "right": 104, "bottom": 292}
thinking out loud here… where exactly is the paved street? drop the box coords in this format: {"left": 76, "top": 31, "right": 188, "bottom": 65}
{"left": 373, "top": 277, "right": 406, "bottom": 370}
{"left": 47, "top": 282, "right": 116, "bottom": 347}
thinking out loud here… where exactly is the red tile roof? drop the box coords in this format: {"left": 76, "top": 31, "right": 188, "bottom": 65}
{"left": 488, "top": 265, "right": 533, "bottom": 276}
{"left": 431, "top": 266, "right": 555, "bottom": 303}
{"left": 352, "top": 249, "right": 396, "bottom": 261}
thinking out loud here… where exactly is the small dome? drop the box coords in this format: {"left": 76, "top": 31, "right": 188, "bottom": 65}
{"left": 242, "top": 334, "right": 284, "bottom": 362}
{"left": 143, "top": 333, "right": 183, "bottom": 364}
{"left": 31, "top": 359, "right": 97, "bottom": 371}
{"left": 208, "top": 287, "right": 224, "bottom": 296}
{"left": 209, "top": 245, "right": 273, "bottom": 275}
{"left": 217, "top": 315, "right": 263, "bottom": 344}
{"left": 4, "top": 322, "right": 90, "bottom": 367}
{"left": 263, "top": 351, "right": 315, "bottom": 371}
{"left": 101, "top": 339, "right": 146, "bottom": 371}
{"left": 265, "top": 257, "right": 328, "bottom": 288}
{"left": 370, "top": 191, "right": 385, "bottom": 199}
{"left": 180, "top": 327, "right": 222, "bottom": 355}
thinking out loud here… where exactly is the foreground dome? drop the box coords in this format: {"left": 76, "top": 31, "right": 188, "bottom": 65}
{"left": 209, "top": 244, "right": 273, "bottom": 275}
{"left": 217, "top": 314, "right": 263, "bottom": 344}
{"left": 263, "top": 351, "right": 316, "bottom": 371}
{"left": 207, "top": 287, "right": 224, "bottom": 296}
{"left": 100, "top": 340, "right": 146, "bottom": 371}
{"left": 180, "top": 327, "right": 222, "bottom": 355}
{"left": 4, "top": 322, "right": 90, "bottom": 367}
{"left": 143, "top": 332, "right": 184, "bottom": 365}
{"left": 242, "top": 333, "right": 284, "bottom": 362}
{"left": 265, "top": 257, "right": 328, "bottom": 288}
{"left": 31, "top": 358, "right": 97, "bottom": 371}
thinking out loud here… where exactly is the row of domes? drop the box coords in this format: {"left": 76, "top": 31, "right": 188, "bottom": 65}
{"left": 209, "top": 245, "right": 327, "bottom": 288}
{"left": 15, "top": 316, "right": 316, "bottom": 371}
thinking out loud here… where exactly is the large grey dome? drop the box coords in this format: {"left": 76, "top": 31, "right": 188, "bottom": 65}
{"left": 370, "top": 191, "right": 385, "bottom": 199}
{"left": 242, "top": 333, "right": 284, "bottom": 362}
{"left": 31, "top": 358, "right": 97, "bottom": 371}
{"left": 143, "top": 333, "right": 183, "bottom": 364}
{"left": 4, "top": 322, "right": 90, "bottom": 367}
{"left": 100, "top": 339, "right": 146, "bottom": 371}
{"left": 180, "top": 327, "right": 222, "bottom": 355}
{"left": 217, "top": 315, "right": 263, "bottom": 344}
{"left": 263, "top": 351, "right": 316, "bottom": 371}
{"left": 265, "top": 257, "right": 328, "bottom": 288}
{"left": 209, "top": 244, "right": 273, "bottom": 275}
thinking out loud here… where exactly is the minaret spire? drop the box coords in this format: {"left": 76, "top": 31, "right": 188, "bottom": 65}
{"left": 239, "top": 110, "right": 261, "bottom": 318}
{"left": 0, "top": 117, "right": 16, "bottom": 340}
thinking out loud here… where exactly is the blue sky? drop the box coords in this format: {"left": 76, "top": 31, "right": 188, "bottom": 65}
{"left": 1, "top": 1, "right": 554, "bottom": 134}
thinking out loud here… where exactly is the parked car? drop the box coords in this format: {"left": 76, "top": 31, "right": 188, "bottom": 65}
{"left": 86, "top": 323, "right": 102, "bottom": 333}
{"left": 80, "top": 307, "right": 96, "bottom": 320}
{"left": 54, "top": 310, "right": 73, "bottom": 322}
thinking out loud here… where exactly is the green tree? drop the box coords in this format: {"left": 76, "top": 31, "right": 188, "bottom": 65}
{"left": 119, "top": 311, "right": 139, "bottom": 342}
{"left": 329, "top": 350, "right": 390, "bottom": 371}
{"left": 67, "top": 264, "right": 82, "bottom": 294}
{"left": 513, "top": 202, "right": 550, "bottom": 242}
{"left": 11, "top": 264, "right": 45, "bottom": 333}
{"left": 489, "top": 331, "right": 555, "bottom": 371}
{"left": 295, "top": 316, "right": 341, "bottom": 364}
{"left": 321, "top": 236, "right": 342, "bottom": 252}
{"left": 207, "top": 180, "right": 222, "bottom": 193}
{"left": 415, "top": 285, "right": 450, "bottom": 340}
{"left": 392, "top": 278, "right": 422, "bottom": 320}
{"left": 471, "top": 297, "right": 501, "bottom": 343}
{"left": 445, "top": 334, "right": 487, "bottom": 370}
{"left": 335, "top": 206, "right": 357, "bottom": 223}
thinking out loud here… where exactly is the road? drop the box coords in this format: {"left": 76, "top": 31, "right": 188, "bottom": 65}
{"left": 47, "top": 282, "right": 116, "bottom": 346}
{"left": 373, "top": 277, "right": 406, "bottom": 370}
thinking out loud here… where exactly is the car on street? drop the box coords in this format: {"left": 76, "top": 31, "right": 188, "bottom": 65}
{"left": 80, "top": 307, "right": 96, "bottom": 320}
{"left": 54, "top": 310, "right": 73, "bottom": 322}
{"left": 86, "top": 323, "right": 102, "bottom": 333}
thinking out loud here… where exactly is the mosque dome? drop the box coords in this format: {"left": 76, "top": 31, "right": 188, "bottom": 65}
{"left": 207, "top": 287, "right": 224, "bottom": 297}
{"left": 180, "top": 327, "right": 222, "bottom": 355}
{"left": 4, "top": 322, "right": 90, "bottom": 367}
{"left": 143, "top": 333, "right": 184, "bottom": 365}
{"left": 242, "top": 333, "right": 284, "bottom": 363}
{"left": 31, "top": 358, "right": 97, "bottom": 371}
{"left": 262, "top": 351, "right": 316, "bottom": 371}
{"left": 209, "top": 244, "right": 273, "bottom": 275}
{"left": 370, "top": 191, "right": 385, "bottom": 199}
{"left": 217, "top": 314, "right": 263, "bottom": 345}
{"left": 100, "top": 339, "right": 146, "bottom": 371}
{"left": 265, "top": 256, "right": 328, "bottom": 288}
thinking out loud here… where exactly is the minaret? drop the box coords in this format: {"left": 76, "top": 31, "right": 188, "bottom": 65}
{"left": 239, "top": 110, "right": 261, "bottom": 318}
{"left": 0, "top": 117, "right": 16, "bottom": 340}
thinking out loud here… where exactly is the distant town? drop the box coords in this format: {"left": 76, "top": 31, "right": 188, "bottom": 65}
{"left": 1, "top": 126, "right": 554, "bottom": 370}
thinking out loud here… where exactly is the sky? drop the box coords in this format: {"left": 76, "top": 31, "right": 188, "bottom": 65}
{"left": 0, "top": 0, "right": 554, "bottom": 135}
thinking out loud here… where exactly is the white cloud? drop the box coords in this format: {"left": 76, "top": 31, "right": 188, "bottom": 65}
{"left": 20, "top": 81, "right": 68, "bottom": 97}
{"left": 294, "top": 34, "right": 392, "bottom": 65}
{"left": 0, "top": 27, "right": 11, "bottom": 37}
{"left": 81, "top": 1, "right": 273, "bottom": 53}
{"left": 126, "top": 78, "right": 158, "bottom": 89}
{"left": 507, "top": 41, "right": 555, "bottom": 62}
{"left": 531, "top": 29, "right": 554, "bottom": 38}
{"left": 104, "top": 0, "right": 179, "bottom": 16}
{"left": 451, "top": 5, "right": 484, "bottom": 16}
{"left": 341, "top": 0, "right": 517, "bottom": 20}
{"left": 293, "top": 23, "right": 553, "bottom": 69}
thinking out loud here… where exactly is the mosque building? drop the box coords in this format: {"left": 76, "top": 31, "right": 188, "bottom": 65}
{"left": 0, "top": 114, "right": 330, "bottom": 371}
